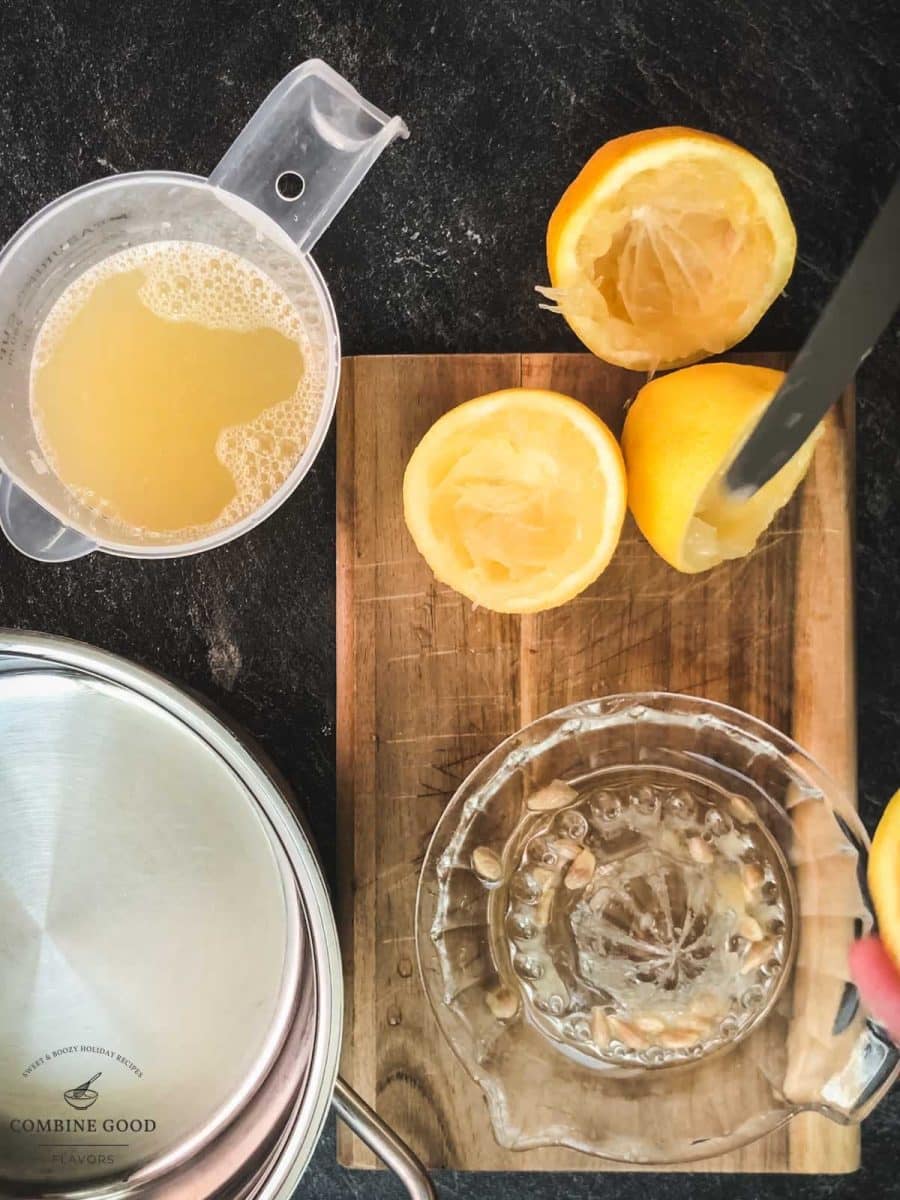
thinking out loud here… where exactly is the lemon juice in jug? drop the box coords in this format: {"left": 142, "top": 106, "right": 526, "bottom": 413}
{"left": 30, "top": 241, "right": 321, "bottom": 541}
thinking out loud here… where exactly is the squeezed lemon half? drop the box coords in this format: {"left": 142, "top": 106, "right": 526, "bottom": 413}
{"left": 403, "top": 388, "right": 626, "bottom": 613}
{"left": 622, "top": 362, "right": 821, "bottom": 573}
{"left": 542, "top": 128, "right": 796, "bottom": 371}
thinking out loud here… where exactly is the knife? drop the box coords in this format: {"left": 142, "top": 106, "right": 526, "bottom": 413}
{"left": 725, "top": 174, "right": 900, "bottom": 497}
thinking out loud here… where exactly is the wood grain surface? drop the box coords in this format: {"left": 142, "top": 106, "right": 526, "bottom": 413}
{"left": 336, "top": 353, "right": 856, "bottom": 1173}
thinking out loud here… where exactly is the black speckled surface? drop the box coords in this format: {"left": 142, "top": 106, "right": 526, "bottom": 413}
{"left": 1, "top": 1, "right": 899, "bottom": 1196}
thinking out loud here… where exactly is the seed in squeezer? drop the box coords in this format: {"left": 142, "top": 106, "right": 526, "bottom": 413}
{"left": 591, "top": 1007, "right": 611, "bottom": 1048}
{"left": 553, "top": 836, "right": 584, "bottom": 861}
{"left": 741, "top": 861, "right": 764, "bottom": 898}
{"left": 486, "top": 985, "right": 519, "bottom": 1020}
{"left": 472, "top": 845, "right": 503, "bottom": 881}
{"left": 729, "top": 795, "right": 758, "bottom": 824}
{"left": 564, "top": 846, "right": 596, "bottom": 890}
{"left": 608, "top": 1015, "right": 648, "bottom": 1050}
{"left": 529, "top": 865, "right": 559, "bottom": 927}
{"left": 741, "top": 937, "right": 776, "bottom": 974}
{"left": 634, "top": 1013, "right": 667, "bottom": 1035}
{"left": 526, "top": 779, "right": 578, "bottom": 812}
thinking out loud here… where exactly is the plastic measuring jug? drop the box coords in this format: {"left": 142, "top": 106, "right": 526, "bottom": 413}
{"left": 0, "top": 60, "right": 407, "bottom": 561}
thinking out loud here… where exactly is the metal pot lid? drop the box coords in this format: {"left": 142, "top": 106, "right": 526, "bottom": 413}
{"left": 0, "top": 633, "right": 339, "bottom": 1196}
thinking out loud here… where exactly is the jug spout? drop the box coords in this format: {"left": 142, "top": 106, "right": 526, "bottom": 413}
{"left": 0, "top": 476, "right": 96, "bottom": 563}
{"left": 210, "top": 59, "right": 408, "bottom": 255}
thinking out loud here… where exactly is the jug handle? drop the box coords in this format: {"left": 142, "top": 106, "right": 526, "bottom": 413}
{"left": 818, "top": 1019, "right": 900, "bottom": 1124}
{"left": 0, "top": 475, "right": 96, "bottom": 563}
{"left": 209, "top": 59, "right": 408, "bottom": 256}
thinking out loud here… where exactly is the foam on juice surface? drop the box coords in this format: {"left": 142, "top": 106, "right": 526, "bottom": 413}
{"left": 30, "top": 241, "right": 325, "bottom": 542}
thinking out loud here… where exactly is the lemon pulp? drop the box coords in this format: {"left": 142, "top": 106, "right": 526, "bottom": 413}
{"left": 430, "top": 413, "right": 607, "bottom": 586}
{"left": 404, "top": 389, "right": 626, "bottom": 613}
{"left": 544, "top": 162, "right": 777, "bottom": 369}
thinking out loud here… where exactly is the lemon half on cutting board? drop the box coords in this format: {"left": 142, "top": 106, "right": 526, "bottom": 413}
{"left": 622, "top": 362, "right": 821, "bottom": 574}
{"left": 403, "top": 388, "right": 626, "bottom": 613}
{"left": 543, "top": 127, "right": 797, "bottom": 370}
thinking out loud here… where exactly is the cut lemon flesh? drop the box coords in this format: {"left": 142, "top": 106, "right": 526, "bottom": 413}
{"left": 621, "top": 362, "right": 820, "bottom": 573}
{"left": 869, "top": 789, "right": 900, "bottom": 972}
{"left": 403, "top": 389, "right": 626, "bottom": 613}
{"left": 543, "top": 128, "right": 796, "bottom": 370}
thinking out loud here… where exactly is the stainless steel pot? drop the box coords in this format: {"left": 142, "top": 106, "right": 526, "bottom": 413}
{"left": 0, "top": 630, "right": 434, "bottom": 1199}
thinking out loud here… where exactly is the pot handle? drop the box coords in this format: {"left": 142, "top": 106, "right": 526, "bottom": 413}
{"left": 332, "top": 1076, "right": 436, "bottom": 1200}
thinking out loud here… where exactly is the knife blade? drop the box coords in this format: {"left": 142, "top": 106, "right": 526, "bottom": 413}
{"left": 725, "top": 174, "right": 900, "bottom": 497}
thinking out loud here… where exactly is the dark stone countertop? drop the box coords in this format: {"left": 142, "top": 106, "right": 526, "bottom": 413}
{"left": 1, "top": 1, "right": 898, "bottom": 1196}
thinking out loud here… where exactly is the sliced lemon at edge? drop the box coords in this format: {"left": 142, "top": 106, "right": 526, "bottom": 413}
{"left": 870, "top": 789, "right": 900, "bottom": 972}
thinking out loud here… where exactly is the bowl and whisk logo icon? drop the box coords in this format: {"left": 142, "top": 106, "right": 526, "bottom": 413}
{"left": 63, "top": 1071, "right": 102, "bottom": 1110}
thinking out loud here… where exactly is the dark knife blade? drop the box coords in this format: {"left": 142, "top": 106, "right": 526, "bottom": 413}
{"left": 725, "top": 174, "right": 900, "bottom": 496}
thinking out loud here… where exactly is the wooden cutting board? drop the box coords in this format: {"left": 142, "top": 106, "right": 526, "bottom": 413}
{"left": 336, "top": 353, "right": 855, "bottom": 1173}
